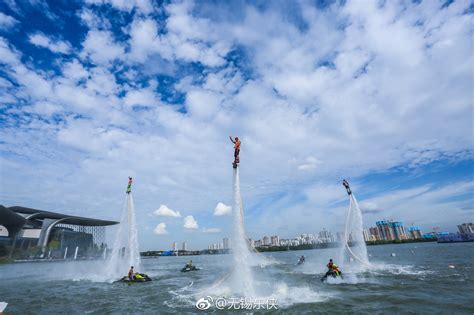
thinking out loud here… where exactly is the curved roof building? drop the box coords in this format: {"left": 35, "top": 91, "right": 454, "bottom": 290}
{"left": 0, "top": 205, "right": 118, "bottom": 259}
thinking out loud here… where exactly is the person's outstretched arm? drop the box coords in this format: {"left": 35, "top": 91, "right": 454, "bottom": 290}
{"left": 229, "top": 136, "right": 235, "bottom": 143}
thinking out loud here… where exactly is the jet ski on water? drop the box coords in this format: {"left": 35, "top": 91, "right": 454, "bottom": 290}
{"left": 181, "top": 260, "right": 200, "bottom": 272}
{"left": 296, "top": 255, "right": 306, "bottom": 265}
{"left": 342, "top": 179, "right": 352, "bottom": 195}
{"left": 320, "top": 270, "right": 343, "bottom": 282}
{"left": 118, "top": 266, "right": 151, "bottom": 283}
{"left": 321, "top": 259, "right": 343, "bottom": 282}
{"left": 119, "top": 273, "right": 152, "bottom": 283}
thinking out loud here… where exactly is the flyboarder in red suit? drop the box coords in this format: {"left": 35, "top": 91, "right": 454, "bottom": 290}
{"left": 229, "top": 136, "right": 241, "bottom": 168}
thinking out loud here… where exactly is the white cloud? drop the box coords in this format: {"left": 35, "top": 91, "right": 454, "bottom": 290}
{"left": 86, "top": 0, "right": 153, "bottom": 14}
{"left": 298, "top": 156, "right": 322, "bottom": 171}
{"left": 81, "top": 30, "right": 125, "bottom": 64}
{"left": 0, "top": 12, "right": 18, "bottom": 29}
{"left": 183, "top": 215, "right": 198, "bottom": 230}
{"left": 202, "top": 227, "right": 221, "bottom": 233}
{"left": 355, "top": 181, "right": 474, "bottom": 229}
{"left": 126, "top": 2, "right": 231, "bottom": 67}
{"left": 153, "top": 223, "right": 168, "bottom": 235}
{"left": 123, "top": 86, "right": 160, "bottom": 108}
{"left": 62, "top": 59, "right": 89, "bottom": 82}
{"left": 29, "top": 33, "right": 72, "bottom": 54}
{"left": 214, "top": 203, "right": 232, "bottom": 216}
{"left": 359, "top": 201, "right": 382, "bottom": 214}
{"left": 153, "top": 205, "right": 181, "bottom": 218}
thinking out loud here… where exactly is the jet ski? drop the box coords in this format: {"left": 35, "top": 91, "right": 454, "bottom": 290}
{"left": 320, "top": 270, "right": 343, "bottom": 282}
{"left": 181, "top": 266, "right": 200, "bottom": 272}
{"left": 119, "top": 273, "right": 152, "bottom": 282}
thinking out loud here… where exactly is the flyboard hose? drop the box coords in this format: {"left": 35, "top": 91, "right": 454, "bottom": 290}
{"left": 343, "top": 195, "right": 370, "bottom": 266}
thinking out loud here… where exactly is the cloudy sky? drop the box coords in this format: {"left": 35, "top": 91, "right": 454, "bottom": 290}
{"left": 0, "top": 0, "right": 472, "bottom": 250}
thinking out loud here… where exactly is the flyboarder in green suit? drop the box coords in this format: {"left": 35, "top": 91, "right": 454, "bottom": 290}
{"left": 126, "top": 177, "right": 132, "bottom": 194}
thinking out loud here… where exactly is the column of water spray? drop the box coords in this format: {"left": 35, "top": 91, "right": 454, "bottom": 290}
{"left": 105, "top": 192, "right": 141, "bottom": 280}
{"left": 231, "top": 167, "right": 255, "bottom": 296}
{"left": 127, "top": 193, "right": 141, "bottom": 271}
{"left": 105, "top": 195, "right": 128, "bottom": 279}
{"left": 340, "top": 192, "right": 370, "bottom": 271}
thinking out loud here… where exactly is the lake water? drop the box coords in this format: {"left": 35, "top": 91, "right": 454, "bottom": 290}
{"left": 0, "top": 242, "right": 473, "bottom": 314}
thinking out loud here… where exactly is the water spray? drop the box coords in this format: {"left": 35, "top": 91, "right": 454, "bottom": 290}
{"left": 105, "top": 177, "right": 142, "bottom": 280}
{"left": 341, "top": 180, "right": 370, "bottom": 268}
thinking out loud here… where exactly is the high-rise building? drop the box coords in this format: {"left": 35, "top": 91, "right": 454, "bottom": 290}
{"left": 318, "top": 229, "right": 334, "bottom": 243}
{"left": 270, "top": 235, "right": 280, "bottom": 246}
{"left": 182, "top": 242, "right": 187, "bottom": 251}
{"left": 376, "top": 221, "right": 395, "bottom": 240}
{"left": 263, "top": 236, "right": 270, "bottom": 246}
{"left": 223, "top": 237, "right": 229, "bottom": 249}
{"left": 392, "top": 221, "right": 408, "bottom": 240}
{"left": 458, "top": 223, "right": 473, "bottom": 234}
{"left": 369, "top": 227, "right": 381, "bottom": 240}
{"left": 363, "top": 229, "right": 371, "bottom": 242}
{"left": 374, "top": 221, "right": 408, "bottom": 241}
{"left": 408, "top": 226, "right": 422, "bottom": 239}
{"left": 172, "top": 242, "right": 177, "bottom": 251}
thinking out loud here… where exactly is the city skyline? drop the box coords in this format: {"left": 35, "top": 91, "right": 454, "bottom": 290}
{"left": 171, "top": 221, "right": 472, "bottom": 251}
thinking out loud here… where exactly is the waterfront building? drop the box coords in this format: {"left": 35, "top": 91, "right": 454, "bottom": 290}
{"left": 263, "top": 236, "right": 270, "bottom": 246}
{"left": 458, "top": 223, "right": 473, "bottom": 234}
{"left": 318, "top": 229, "right": 335, "bottom": 243}
{"left": 376, "top": 221, "right": 395, "bottom": 240}
{"left": 270, "top": 235, "right": 280, "bottom": 246}
{"left": 172, "top": 242, "right": 177, "bottom": 251}
{"left": 392, "top": 221, "right": 408, "bottom": 240}
{"left": 182, "top": 242, "right": 187, "bottom": 251}
{"left": 408, "top": 226, "right": 423, "bottom": 239}
{"left": 363, "top": 229, "right": 371, "bottom": 242}
{"left": 369, "top": 227, "right": 381, "bottom": 240}
{"left": 223, "top": 237, "right": 229, "bottom": 249}
{"left": 0, "top": 205, "right": 117, "bottom": 259}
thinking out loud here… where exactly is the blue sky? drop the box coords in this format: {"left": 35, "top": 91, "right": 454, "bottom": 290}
{"left": 0, "top": 0, "right": 472, "bottom": 250}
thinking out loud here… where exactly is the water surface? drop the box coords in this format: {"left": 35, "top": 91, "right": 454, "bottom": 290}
{"left": 0, "top": 242, "right": 473, "bottom": 314}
